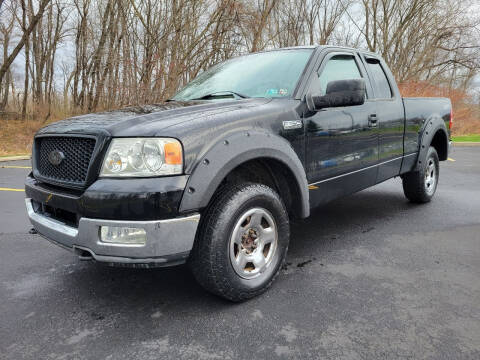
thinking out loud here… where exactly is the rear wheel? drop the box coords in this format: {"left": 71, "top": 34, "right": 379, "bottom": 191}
{"left": 189, "top": 183, "right": 289, "bottom": 302}
{"left": 402, "top": 146, "right": 439, "bottom": 203}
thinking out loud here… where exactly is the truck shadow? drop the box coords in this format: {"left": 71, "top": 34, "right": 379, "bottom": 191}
{"left": 287, "top": 186, "right": 420, "bottom": 259}
{"left": 64, "top": 183, "right": 424, "bottom": 311}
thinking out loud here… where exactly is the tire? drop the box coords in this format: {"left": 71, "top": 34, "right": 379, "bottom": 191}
{"left": 189, "top": 183, "right": 290, "bottom": 302}
{"left": 402, "top": 146, "right": 440, "bottom": 203}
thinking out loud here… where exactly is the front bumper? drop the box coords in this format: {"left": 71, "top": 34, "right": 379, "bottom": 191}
{"left": 25, "top": 173, "right": 188, "bottom": 221}
{"left": 26, "top": 198, "right": 200, "bottom": 267}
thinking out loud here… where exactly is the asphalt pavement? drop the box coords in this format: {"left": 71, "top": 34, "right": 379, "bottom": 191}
{"left": 0, "top": 147, "right": 479, "bottom": 359}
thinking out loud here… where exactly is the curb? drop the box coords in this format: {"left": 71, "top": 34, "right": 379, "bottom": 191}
{"left": 0, "top": 155, "right": 31, "bottom": 162}
{"left": 452, "top": 142, "right": 480, "bottom": 147}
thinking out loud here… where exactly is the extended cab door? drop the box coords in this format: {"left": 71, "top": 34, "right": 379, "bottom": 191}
{"left": 360, "top": 54, "right": 405, "bottom": 183}
{"left": 303, "top": 50, "right": 379, "bottom": 207}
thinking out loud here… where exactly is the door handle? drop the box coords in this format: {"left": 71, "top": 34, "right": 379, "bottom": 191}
{"left": 368, "top": 114, "right": 378, "bottom": 127}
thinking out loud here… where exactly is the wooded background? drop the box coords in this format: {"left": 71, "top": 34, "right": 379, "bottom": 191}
{"left": 0, "top": 0, "right": 479, "bottom": 155}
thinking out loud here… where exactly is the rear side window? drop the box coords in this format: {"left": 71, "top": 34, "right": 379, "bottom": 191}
{"left": 315, "top": 55, "right": 363, "bottom": 95}
{"left": 365, "top": 59, "right": 392, "bottom": 99}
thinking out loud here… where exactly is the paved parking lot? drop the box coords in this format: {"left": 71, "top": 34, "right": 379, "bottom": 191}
{"left": 1, "top": 146, "right": 479, "bottom": 359}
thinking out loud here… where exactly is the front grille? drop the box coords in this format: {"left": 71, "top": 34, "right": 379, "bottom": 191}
{"left": 36, "top": 136, "right": 96, "bottom": 187}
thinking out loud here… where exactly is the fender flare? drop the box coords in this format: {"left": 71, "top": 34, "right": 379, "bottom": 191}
{"left": 414, "top": 115, "right": 449, "bottom": 171}
{"left": 179, "top": 130, "right": 310, "bottom": 218}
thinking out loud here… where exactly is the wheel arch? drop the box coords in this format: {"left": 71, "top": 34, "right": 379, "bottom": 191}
{"left": 430, "top": 128, "right": 449, "bottom": 161}
{"left": 179, "top": 131, "right": 310, "bottom": 218}
{"left": 414, "top": 115, "right": 449, "bottom": 170}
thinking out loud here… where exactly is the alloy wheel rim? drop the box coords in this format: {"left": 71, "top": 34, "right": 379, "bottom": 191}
{"left": 229, "top": 207, "right": 278, "bottom": 279}
{"left": 424, "top": 157, "right": 437, "bottom": 195}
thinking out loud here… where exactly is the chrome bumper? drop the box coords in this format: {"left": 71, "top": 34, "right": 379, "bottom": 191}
{"left": 25, "top": 198, "right": 200, "bottom": 266}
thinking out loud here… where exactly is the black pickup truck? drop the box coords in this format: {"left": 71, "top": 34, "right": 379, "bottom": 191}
{"left": 25, "top": 46, "right": 451, "bottom": 301}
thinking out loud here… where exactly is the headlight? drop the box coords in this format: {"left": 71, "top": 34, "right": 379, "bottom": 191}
{"left": 100, "top": 138, "right": 183, "bottom": 177}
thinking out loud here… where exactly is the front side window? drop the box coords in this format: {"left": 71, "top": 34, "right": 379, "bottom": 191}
{"left": 313, "top": 55, "right": 363, "bottom": 95}
{"left": 365, "top": 59, "right": 392, "bottom": 99}
{"left": 173, "top": 49, "right": 313, "bottom": 101}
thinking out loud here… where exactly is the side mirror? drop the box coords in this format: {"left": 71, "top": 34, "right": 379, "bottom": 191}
{"left": 306, "top": 79, "right": 366, "bottom": 112}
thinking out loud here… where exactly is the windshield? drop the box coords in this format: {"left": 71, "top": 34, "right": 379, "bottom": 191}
{"left": 172, "top": 49, "right": 314, "bottom": 101}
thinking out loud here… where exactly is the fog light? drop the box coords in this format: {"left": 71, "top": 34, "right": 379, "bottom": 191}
{"left": 100, "top": 226, "right": 146, "bottom": 245}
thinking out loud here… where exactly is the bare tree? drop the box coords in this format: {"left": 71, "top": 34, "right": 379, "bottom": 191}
{"left": 0, "top": 0, "right": 51, "bottom": 90}
{"left": 0, "top": 0, "right": 478, "bottom": 124}
{"left": 0, "top": 0, "right": 17, "bottom": 109}
{"left": 21, "top": 0, "right": 29, "bottom": 118}
{"left": 353, "top": 0, "right": 479, "bottom": 84}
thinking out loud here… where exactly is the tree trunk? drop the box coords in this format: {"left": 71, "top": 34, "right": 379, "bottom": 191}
{"left": 0, "top": 0, "right": 51, "bottom": 92}
{"left": 1, "top": 32, "right": 10, "bottom": 110}
{"left": 21, "top": 1, "right": 30, "bottom": 120}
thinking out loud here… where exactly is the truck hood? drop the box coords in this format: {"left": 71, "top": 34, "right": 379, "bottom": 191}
{"left": 36, "top": 99, "right": 270, "bottom": 137}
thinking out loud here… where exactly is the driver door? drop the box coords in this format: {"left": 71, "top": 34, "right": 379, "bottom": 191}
{"left": 304, "top": 51, "right": 379, "bottom": 207}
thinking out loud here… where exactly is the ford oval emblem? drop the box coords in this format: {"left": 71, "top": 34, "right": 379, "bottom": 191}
{"left": 48, "top": 149, "right": 65, "bottom": 166}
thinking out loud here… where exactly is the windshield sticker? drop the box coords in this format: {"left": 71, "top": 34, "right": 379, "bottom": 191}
{"left": 265, "top": 88, "right": 278, "bottom": 96}
{"left": 265, "top": 88, "right": 289, "bottom": 97}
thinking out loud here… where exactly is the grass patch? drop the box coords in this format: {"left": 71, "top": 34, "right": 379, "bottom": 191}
{"left": 0, "top": 114, "right": 479, "bottom": 156}
{"left": 451, "top": 134, "right": 480, "bottom": 143}
{"left": 0, "top": 120, "right": 45, "bottom": 156}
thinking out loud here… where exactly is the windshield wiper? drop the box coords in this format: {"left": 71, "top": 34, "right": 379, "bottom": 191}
{"left": 191, "top": 91, "right": 250, "bottom": 101}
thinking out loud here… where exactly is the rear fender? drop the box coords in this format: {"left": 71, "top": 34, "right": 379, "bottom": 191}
{"left": 414, "top": 115, "right": 449, "bottom": 171}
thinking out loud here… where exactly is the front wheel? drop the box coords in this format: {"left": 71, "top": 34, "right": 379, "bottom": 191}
{"left": 189, "top": 183, "right": 290, "bottom": 302}
{"left": 402, "top": 146, "right": 440, "bottom": 203}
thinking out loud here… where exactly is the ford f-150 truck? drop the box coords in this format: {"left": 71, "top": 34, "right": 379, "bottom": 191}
{"left": 25, "top": 46, "right": 451, "bottom": 301}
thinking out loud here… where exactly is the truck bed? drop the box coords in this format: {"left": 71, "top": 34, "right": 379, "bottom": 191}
{"left": 402, "top": 97, "right": 451, "bottom": 155}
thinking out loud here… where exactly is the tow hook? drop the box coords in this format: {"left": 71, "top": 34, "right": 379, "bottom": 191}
{"left": 73, "top": 246, "right": 94, "bottom": 261}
